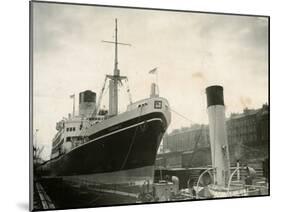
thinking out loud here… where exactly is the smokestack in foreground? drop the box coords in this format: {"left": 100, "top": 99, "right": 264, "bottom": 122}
{"left": 206, "top": 85, "right": 230, "bottom": 186}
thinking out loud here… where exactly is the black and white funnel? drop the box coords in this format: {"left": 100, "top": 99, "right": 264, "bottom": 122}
{"left": 206, "top": 85, "right": 230, "bottom": 186}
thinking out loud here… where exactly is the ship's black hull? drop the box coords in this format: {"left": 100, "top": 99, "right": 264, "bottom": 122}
{"left": 38, "top": 112, "right": 167, "bottom": 177}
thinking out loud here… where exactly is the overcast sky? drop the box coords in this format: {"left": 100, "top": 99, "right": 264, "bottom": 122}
{"left": 32, "top": 2, "right": 268, "bottom": 159}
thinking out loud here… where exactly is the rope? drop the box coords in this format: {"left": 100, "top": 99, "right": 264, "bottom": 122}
{"left": 189, "top": 125, "right": 205, "bottom": 166}
{"left": 169, "top": 107, "right": 195, "bottom": 124}
{"left": 169, "top": 107, "right": 208, "bottom": 168}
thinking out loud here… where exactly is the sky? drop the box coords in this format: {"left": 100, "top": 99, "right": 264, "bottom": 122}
{"left": 32, "top": 2, "right": 268, "bottom": 160}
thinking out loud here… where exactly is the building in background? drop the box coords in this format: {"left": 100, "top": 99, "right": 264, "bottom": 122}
{"left": 157, "top": 104, "right": 269, "bottom": 168}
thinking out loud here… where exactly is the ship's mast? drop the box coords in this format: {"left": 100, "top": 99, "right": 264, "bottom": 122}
{"left": 102, "top": 19, "right": 131, "bottom": 116}
{"left": 112, "top": 19, "right": 119, "bottom": 116}
{"left": 114, "top": 18, "right": 118, "bottom": 75}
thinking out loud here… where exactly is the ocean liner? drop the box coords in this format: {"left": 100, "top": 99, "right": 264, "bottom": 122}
{"left": 37, "top": 19, "right": 171, "bottom": 187}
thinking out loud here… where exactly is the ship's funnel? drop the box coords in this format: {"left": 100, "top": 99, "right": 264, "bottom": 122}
{"left": 206, "top": 85, "right": 230, "bottom": 186}
{"left": 79, "top": 90, "right": 96, "bottom": 117}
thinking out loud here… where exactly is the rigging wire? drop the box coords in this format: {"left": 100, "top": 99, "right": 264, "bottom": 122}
{"left": 168, "top": 106, "right": 208, "bottom": 168}
{"left": 169, "top": 107, "right": 196, "bottom": 124}
{"left": 188, "top": 125, "right": 205, "bottom": 167}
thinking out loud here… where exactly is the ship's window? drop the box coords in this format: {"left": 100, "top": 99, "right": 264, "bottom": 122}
{"left": 66, "top": 137, "right": 71, "bottom": 141}
{"left": 66, "top": 128, "right": 69, "bottom": 132}
{"left": 154, "top": 101, "right": 162, "bottom": 109}
{"left": 70, "top": 128, "right": 72, "bottom": 132}
{"left": 73, "top": 127, "right": 75, "bottom": 131}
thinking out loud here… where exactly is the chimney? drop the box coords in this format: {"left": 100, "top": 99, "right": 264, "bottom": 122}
{"left": 79, "top": 90, "right": 96, "bottom": 117}
{"left": 206, "top": 85, "right": 230, "bottom": 186}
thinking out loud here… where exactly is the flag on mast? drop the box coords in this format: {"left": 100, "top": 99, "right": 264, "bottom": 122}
{"left": 149, "top": 67, "right": 157, "bottom": 74}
